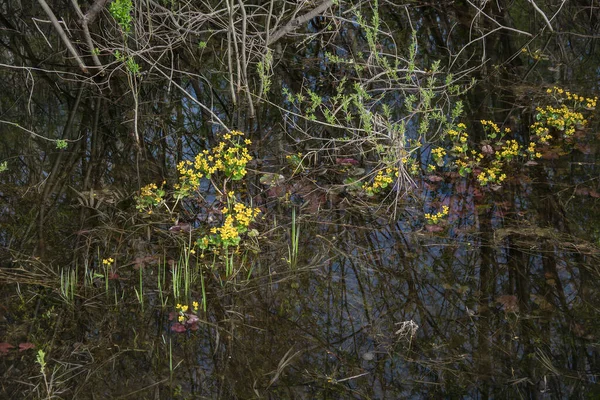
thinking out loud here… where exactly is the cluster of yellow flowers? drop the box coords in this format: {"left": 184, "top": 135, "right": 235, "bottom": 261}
{"left": 232, "top": 202, "right": 257, "bottom": 227}
{"left": 496, "top": 139, "right": 520, "bottom": 160}
{"left": 362, "top": 167, "right": 397, "bottom": 196}
{"left": 530, "top": 104, "right": 586, "bottom": 144}
{"left": 481, "top": 120, "right": 511, "bottom": 139}
{"left": 546, "top": 87, "right": 597, "bottom": 109}
{"left": 199, "top": 200, "right": 260, "bottom": 248}
{"left": 407, "top": 158, "right": 420, "bottom": 176}
{"left": 431, "top": 147, "right": 446, "bottom": 164}
{"left": 102, "top": 257, "right": 114, "bottom": 265}
{"left": 175, "top": 131, "right": 252, "bottom": 197}
{"left": 425, "top": 205, "right": 449, "bottom": 225}
{"left": 176, "top": 301, "right": 200, "bottom": 322}
{"left": 442, "top": 121, "right": 522, "bottom": 186}
{"left": 446, "top": 123, "right": 469, "bottom": 154}
{"left": 481, "top": 119, "right": 501, "bottom": 133}
{"left": 476, "top": 165, "right": 507, "bottom": 186}
{"left": 422, "top": 88, "right": 594, "bottom": 189}
{"left": 526, "top": 141, "right": 542, "bottom": 159}
{"left": 136, "top": 182, "right": 165, "bottom": 213}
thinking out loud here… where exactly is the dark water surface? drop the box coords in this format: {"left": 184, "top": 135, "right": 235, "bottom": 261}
{"left": 1, "top": 1, "right": 600, "bottom": 398}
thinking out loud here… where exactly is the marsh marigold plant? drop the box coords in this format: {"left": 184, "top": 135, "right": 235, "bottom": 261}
{"left": 135, "top": 130, "right": 260, "bottom": 251}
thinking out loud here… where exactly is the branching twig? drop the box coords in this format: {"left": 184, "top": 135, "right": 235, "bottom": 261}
{"left": 36, "top": 0, "right": 89, "bottom": 74}
{"left": 69, "top": 0, "right": 104, "bottom": 71}
{"left": 528, "top": 0, "right": 554, "bottom": 32}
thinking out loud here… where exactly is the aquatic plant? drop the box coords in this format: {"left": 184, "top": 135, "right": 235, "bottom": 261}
{"left": 59, "top": 267, "right": 76, "bottom": 305}
{"left": 287, "top": 207, "right": 300, "bottom": 268}
{"left": 424, "top": 86, "right": 595, "bottom": 188}
{"left": 425, "top": 205, "right": 449, "bottom": 225}
{"left": 362, "top": 167, "right": 398, "bottom": 196}
{"left": 174, "top": 130, "right": 252, "bottom": 198}
{"left": 134, "top": 131, "right": 261, "bottom": 293}
{"left": 171, "top": 301, "right": 202, "bottom": 332}
{"left": 531, "top": 87, "right": 595, "bottom": 145}
{"left": 135, "top": 182, "right": 165, "bottom": 214}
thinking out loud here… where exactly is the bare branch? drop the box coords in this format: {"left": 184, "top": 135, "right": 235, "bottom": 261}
{"left": 36, "top": 0, "right": 89, "bottom": 74}
{"left": 84, "top": 0, "right": 112, "bottom": 24}
{"left": 528, "top": 0, "right": 554, "bottom": 32}
{"left": 267, "top": 0, "right": 335, "bottom": 46}
{"left": 70, "top": 0, "right": 103, "bottom": 72}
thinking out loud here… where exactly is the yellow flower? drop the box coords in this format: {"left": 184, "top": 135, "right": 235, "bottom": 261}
{"left": 178, "top": 315, "right": 185, "bottom": 322}
{"left": 193, "top": 301, "right": 199, "bottom": 311}
{"left": 181, "top": 305, "right": 189, "bottom": 313}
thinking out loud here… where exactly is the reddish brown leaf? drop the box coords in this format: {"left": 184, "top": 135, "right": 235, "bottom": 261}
{"left": 425, "top": 225, "right": 444, "bottom": 232}
{"left": 496, "top": 295, "right": 519, "bottom": 313}
{"left": 18, "top": 342, "right": 35, "bottom": 352}
{"left": 336, "top": 158, "right": 359, "bottom": 166}
{"left": 267, "top": 185, "right": 287, "bottom": 198}
{"left": 541, "top": 149, "right": 560, "bottom": 159}
{"left": 171, "top": 323, "right": 187, "bottom": 333}
{"left": 571, "top": 323, "right": 586, "bottom": 338}
{"left": 427, "top": 175, "right": 444, "bottom": 182}
{"left": 0, "top": 343, "right": 14, "bottom": 355}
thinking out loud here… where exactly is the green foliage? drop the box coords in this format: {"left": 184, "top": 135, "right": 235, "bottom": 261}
{"left": 109, "top": 0, "right": 133, "bottom": 33}
{"left": 36, "top": 349, "right": 47, "bottom": 374}
{"left": 277, "top": 2, "right": 473, "bottom": 200}
{"left": 55, "top": 139, "right": 67, "bottom": 150}
{"left": 115, "top": 51, "right": 141, "bottom": 76}
{"left": 125, "top": 57, "right": 140, "bottom": 75}
{"left": 257, "top": 49, "right": 273, "bottom": 96}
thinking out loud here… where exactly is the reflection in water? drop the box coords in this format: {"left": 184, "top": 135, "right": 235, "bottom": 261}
{"left": 2, "top": 154, "right": 600, "bottom": 398}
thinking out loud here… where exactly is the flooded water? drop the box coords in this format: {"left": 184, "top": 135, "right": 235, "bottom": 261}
{"left": 1, "top": 1, "right": 600, "bottom": 399}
